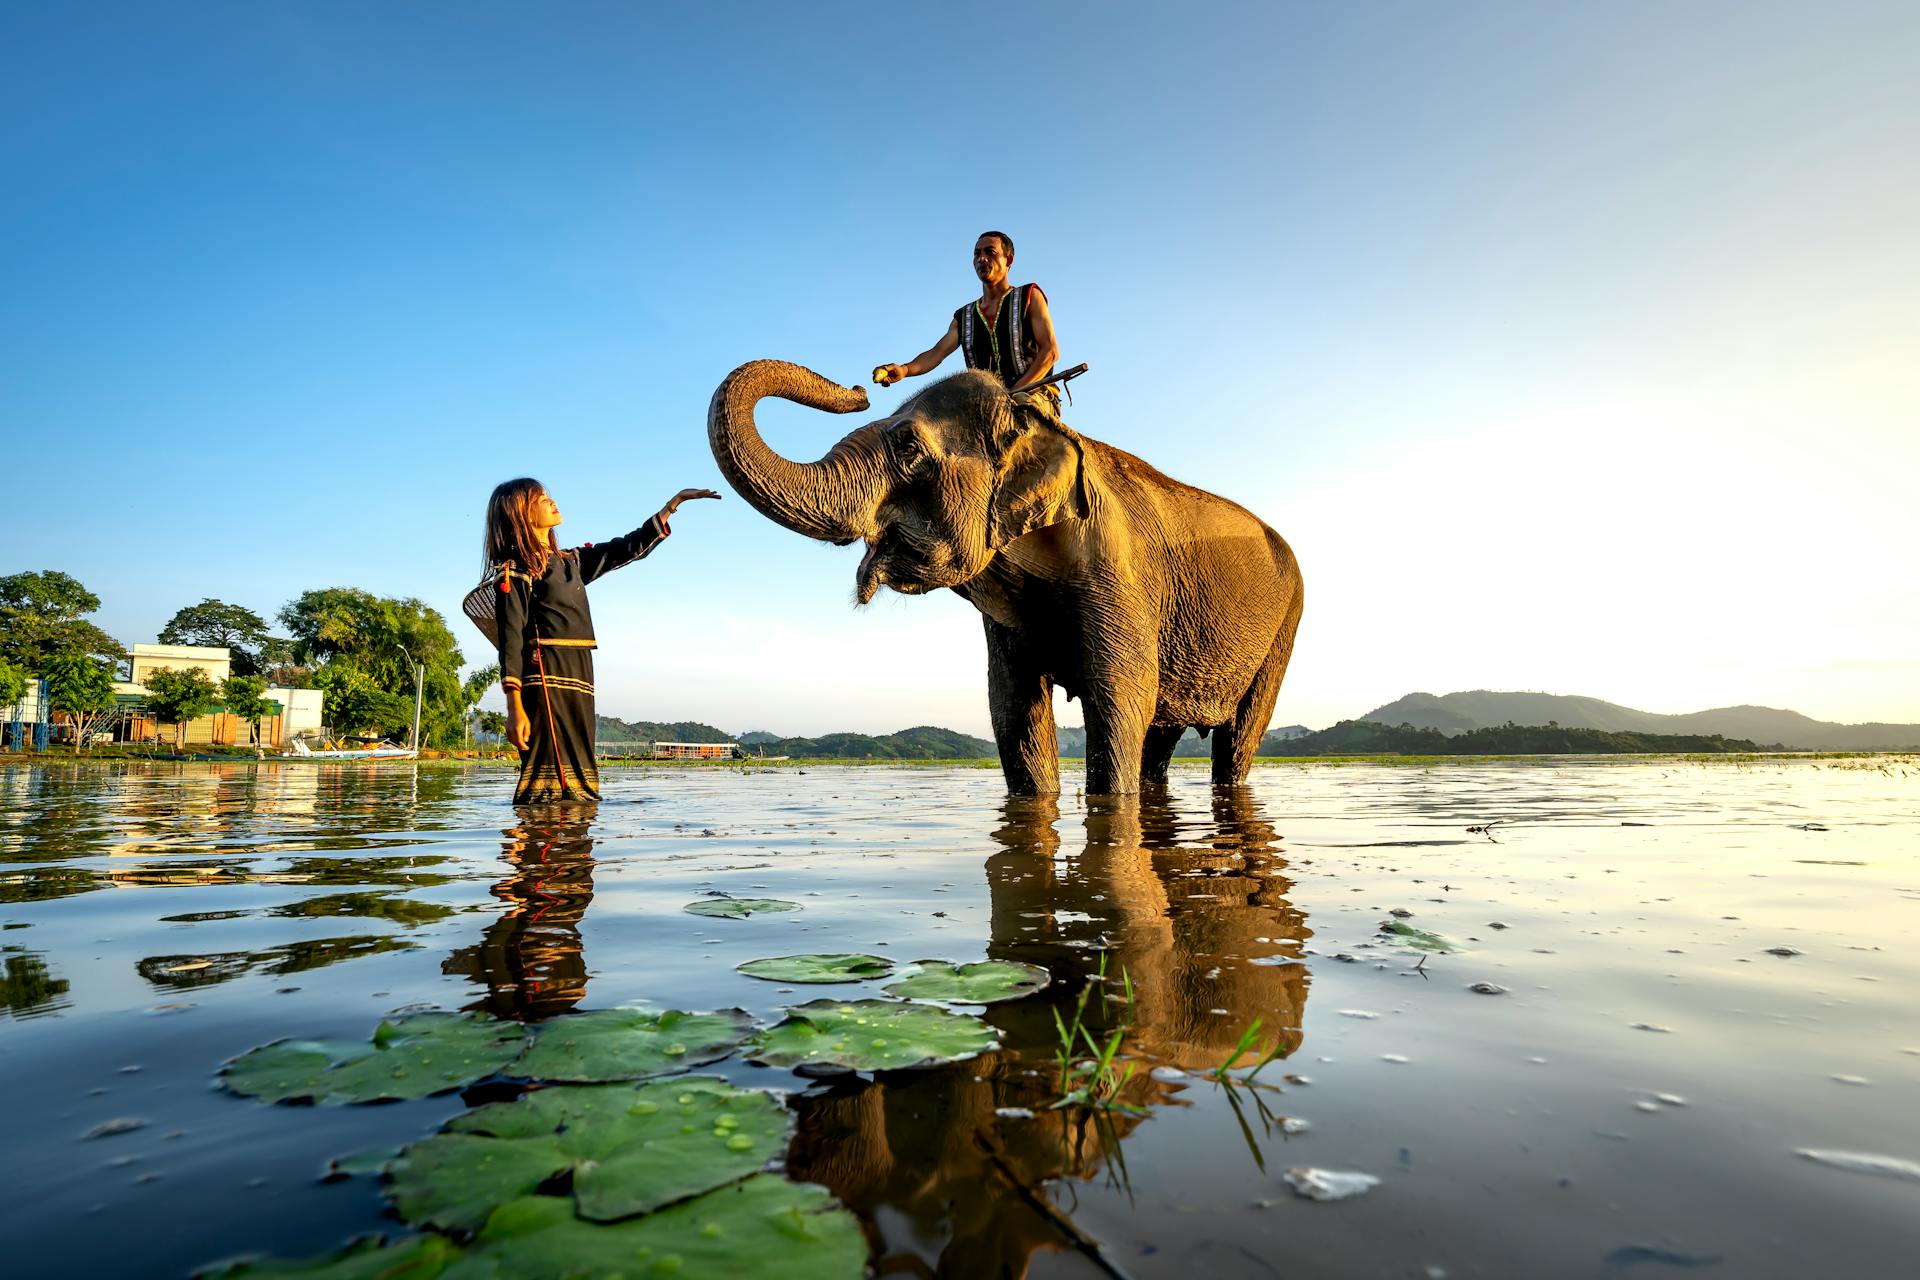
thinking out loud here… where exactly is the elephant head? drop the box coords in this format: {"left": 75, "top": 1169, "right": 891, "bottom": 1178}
{"left": 707, "top": 360, "right": 1089, "bottom": 604}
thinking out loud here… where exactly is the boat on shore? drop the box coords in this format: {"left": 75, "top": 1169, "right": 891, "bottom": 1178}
{"left": 283, "top": 737, "right": 416, "bottom": 760}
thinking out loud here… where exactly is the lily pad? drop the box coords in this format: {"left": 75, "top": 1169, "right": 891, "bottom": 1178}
{"left": 1377, "top": 920, "right": 1463, "bottom": 953}
{"left": 683, "top": 898, "right": 801, "bottom": 919}
{"left": 513, "top": 1008, "right": 752, "bottom": 1083}
{"left": 745, "top": 999, "right": 996, "bottom": 1072}
{"left": 882, "top": 959, "right": 1050, "bottom": 1004}
{"left": 195, "top": 1232, "right": 457, "bottom": 1278}
{"left": 221, "top": 1012, "right": 528, "bottom": 1105}
{"left": 388, "top": 1078, "right": 792, "bottom": 1231}
{"left": 736, "top": 954, "right": 895, "bottom": 985}
{"left": 443, "top": 1175, "right": 866, "bottom": 1280}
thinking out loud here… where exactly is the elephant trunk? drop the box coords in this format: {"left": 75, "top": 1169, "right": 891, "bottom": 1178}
{"left": 707, "top": 360, "right": 886, "bottom": 544}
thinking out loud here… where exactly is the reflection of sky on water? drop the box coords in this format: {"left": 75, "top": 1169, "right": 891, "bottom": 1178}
{"left": 0, "top": 758, "right": 1916, "bottom": 1277}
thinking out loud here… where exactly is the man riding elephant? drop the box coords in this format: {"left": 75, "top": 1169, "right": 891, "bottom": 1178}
{"left": 874, "top": 231, "right": 1062, "bottom": 413}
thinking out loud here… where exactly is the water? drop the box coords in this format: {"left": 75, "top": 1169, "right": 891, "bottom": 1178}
{"left": 2, "top": 758, "right": 1917, "bottom": 1278}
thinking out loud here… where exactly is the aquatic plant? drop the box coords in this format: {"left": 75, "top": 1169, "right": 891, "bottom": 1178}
{"left": 454, "top": 1175, "right": 865, "bottom": 1277}
{"left": 197, "top": 1232, "right": 459, "bottom": 1278}
{"left": 881, "top": 958, "right": 1050, "bottom": 1004}
{"left": 683, "top": 897, "right": 801, "bottom": 918}
{"left": 198, "top": 1175, "right": 865, "bottom": 1278}
{"left": 512, "top": 1008, "right": 753, "bottom": 1083}
{"left": 745, "top": 998, "right": 996, "bottom": 1072}
{"left": 1376, "top": 919, "right": 1462, "bottom": 952}
{"left": 221, "top": 1011, "right": 527, "bottom": 1105}
{"left": 1050, "top": 954, "right": 1143, "bottom": 1114}
{"left": 1209, "top": 1016, "right": 1288, "bottom": 1084}
{"left": 387, "top": 1078, "right": 792, "bottom": 1231}
{"left": 736, "top": 954, "right": 894, "bottom": 984}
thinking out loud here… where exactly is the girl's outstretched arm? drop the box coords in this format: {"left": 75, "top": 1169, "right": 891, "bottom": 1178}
{"left": 577, "top": 489, "right": 721, "bottom": 583}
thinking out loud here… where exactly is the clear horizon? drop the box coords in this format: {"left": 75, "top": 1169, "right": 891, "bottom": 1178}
{"left": 7, "top": 3, "right": 1916, "bottom": 739}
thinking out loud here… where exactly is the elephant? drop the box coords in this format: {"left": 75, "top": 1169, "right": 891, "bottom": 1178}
{"left": 707, "top": 359, "right": 1304, "bottom": 796}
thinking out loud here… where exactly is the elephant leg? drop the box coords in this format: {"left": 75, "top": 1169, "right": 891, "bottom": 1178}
{"left": 1082, "top": 678, "right": 1153, "bottom": 796}
{"left": 1214, "top": 592, "right": 1304, "bottom": 785}
{"left": 1141, "top": 724, "right": 1185, "bottom": 788}
{"left": 983, "top": 617, "right": 1059, "bottom": 796}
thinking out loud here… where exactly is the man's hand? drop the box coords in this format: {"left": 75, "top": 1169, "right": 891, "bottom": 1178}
{"left": 877, "top": 317, "right": 962, "bottom": 389}
{"left": 506, "top": 699, "right": 531, "bottom": 751}
{"left": 660, "top": 488, "right": 721, "bottom": 520}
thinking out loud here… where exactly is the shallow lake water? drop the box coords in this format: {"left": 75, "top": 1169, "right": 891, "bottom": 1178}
{"left": 2, "top": 757, "right": 1917, "bottom": 1278}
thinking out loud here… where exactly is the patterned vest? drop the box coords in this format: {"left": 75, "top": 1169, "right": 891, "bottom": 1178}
{"left": 954, "top": 284, "right": 1042, "bottom": 384}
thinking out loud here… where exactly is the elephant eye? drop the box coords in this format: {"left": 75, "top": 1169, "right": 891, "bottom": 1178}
{"left": 889, "top": 427, "right": 925, "bottom": 466}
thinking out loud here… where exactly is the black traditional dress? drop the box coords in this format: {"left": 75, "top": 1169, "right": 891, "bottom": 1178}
{"left": 495, "top": 515, "right": 669, "bottom": 804}
{"left": 955, "top": 282, "right": 1058, "bottom": 408}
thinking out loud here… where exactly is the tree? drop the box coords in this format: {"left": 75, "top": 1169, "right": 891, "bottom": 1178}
{"left": 160, "top": 599, "right": 273, "bottom": 676}
{"left": 255, "top": 636, "right": 312, "bottom": 687}
{"left": 280, "top": 588, "right": 469, "bottom": 746}
{"left": 220, "top": 675, "right": 271, "bottom": 751}
{"left": 312, "top": 662, "right": 413, "bottom": 737}
{"left": 0, "top": 659, "right": 26, "bottom": 710}
{"left": 42, "top": 652, "right": 117, "bottom": 751}
{"left": 458, "top": 664, "right": 500, "bottom": 749}
{"left": 143, "top": 667, "right": 219, "bottom": 750}
{"left": 0, "top": 571, "right": 125, "bottom": 671}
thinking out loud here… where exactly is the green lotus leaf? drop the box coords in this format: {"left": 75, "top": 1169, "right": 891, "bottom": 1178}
{"left": 745, "top": 999, "right": 996, "bottom": 1072}
{"left": 221, "top": 1012, "right": 528, "bottom": 1105}
{"left": 512, "top": 1008, "right": 752, "bottom": 1083}
{"left": 389, "top": 1079, "right": 793, "bottom": 1231}
{"left": 882, "top": 959, "right": 1051, "bottom": 1005}
{"left": 1378, "top": 920, "right": 1464, "bottom": 952}
{"left": 683, "top": 898, "right": 801, "bottom": 918}
{"left": 437, "top": 1175, "right": 866, "bottom": 1280}
{"left": 736, "top": 954, "right": 895, "bottom": 984}
{"left": 194, "top": 1231, "right": 457, "bottom": 1278}
{"left": 323, "top": 1145, "right": 403, "bottom": 1180}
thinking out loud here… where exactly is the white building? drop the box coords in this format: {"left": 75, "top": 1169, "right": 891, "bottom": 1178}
{"left": 114, "top": 643, "right": 324, "bottom": 746}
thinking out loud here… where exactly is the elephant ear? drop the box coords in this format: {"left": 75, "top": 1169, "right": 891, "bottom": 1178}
{"left": 987, "top": 418, "right": 1089, "bottom": 550}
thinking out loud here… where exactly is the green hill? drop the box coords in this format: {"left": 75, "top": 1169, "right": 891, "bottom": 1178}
{"left": 594, "top": 716, "right": 734, "bottom": 745}
{"left": 1361, "top": 691, "right": 1920, "bottom": 750}
{"left": 1057, "top": 724, "right": 1311, "bottom": 757}
{"left": 1279, "top": 719, "right": 1776, "bottom": 756}
{"left": 741, "top": 725, "right": 995, "bottom": 760}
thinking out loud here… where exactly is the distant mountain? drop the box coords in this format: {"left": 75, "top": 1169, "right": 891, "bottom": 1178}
{"left": 738, "top": 725, "right": 995, "bottom": 760}
{"left": 1360, "top": 691, "right": 1920, "bottom": 751}
{"left": 1058, "top": 724, "right": 1312, "bottom": 757}
{"left": 1279, "top": 719, "right": 1774, "bottom": 757}
{"left": 595, "top": 717, "right": 734, "bottom": 744}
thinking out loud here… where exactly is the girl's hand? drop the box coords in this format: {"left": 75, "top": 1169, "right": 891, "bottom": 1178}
{"left": 661, "top": 488, "right": 721, "bottom": 519}
{"left": 506, "top": 702, "right": 531, "bottom": 751}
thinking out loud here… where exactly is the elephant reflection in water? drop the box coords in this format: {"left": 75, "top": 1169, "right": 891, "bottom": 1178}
{"left": 443, "top": 806, "right": 598, "bottom": 1021}
{"left": 786, "top": 786, "right": 1312, "bottom": 1278}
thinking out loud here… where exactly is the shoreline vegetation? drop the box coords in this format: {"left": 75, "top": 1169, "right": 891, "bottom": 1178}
{"left": 4, "top": 747, "right": 1911, "bottom": 769}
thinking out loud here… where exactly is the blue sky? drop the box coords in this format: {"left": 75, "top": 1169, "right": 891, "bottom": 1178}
{"left": 6, "top": 2, "right": 1917, "bottom": 735}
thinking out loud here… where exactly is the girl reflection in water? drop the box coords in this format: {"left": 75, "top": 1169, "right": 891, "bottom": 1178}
{"left": 484, "top": 478, "right": 718, "bottom": 804}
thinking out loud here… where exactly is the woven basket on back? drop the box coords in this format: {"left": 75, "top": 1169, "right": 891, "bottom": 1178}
{"left": 462, "top": 573, "right": 502, "bottom": 647}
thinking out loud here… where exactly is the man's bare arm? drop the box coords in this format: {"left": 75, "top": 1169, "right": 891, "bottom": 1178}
{"left": 877, "top": 317, "right": 961, "bottom": 385}
{"left": 1008, "top": 286, "right": 1058, "bottom": 390}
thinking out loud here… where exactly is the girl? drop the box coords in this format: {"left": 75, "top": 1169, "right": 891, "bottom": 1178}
{"left": 484, "top": 478, "right": 718, "bottom": 803}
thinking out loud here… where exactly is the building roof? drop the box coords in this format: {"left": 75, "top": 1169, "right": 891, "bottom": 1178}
{"left": 130, "top": 643, "right": 232, "bottom": 660}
